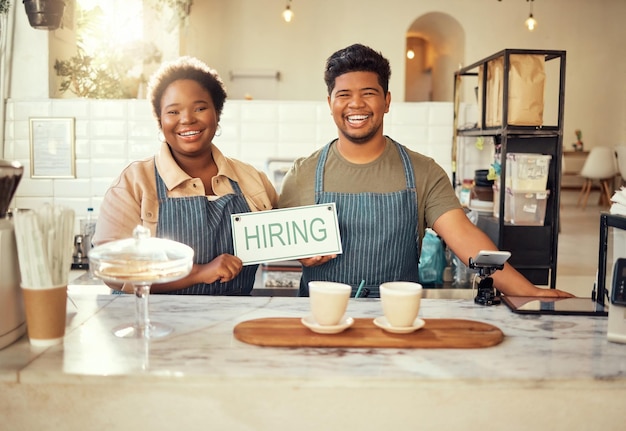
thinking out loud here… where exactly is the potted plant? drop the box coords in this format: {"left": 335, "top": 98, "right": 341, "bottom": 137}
{"left": 54, "top": 42, "right": 162, "bottom": 99}
{"left": 23, "top": 0, "right": 66, "bottom": 30}
{"left": 0, "top": 0, "right": 11, "bottom": 15}
{"left": 54, "top": 51, "right": 126, "bottom": 98}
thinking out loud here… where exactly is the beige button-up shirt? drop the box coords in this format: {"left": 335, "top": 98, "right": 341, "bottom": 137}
{"left": 93, "top": 141, "right": 278, "bottom": 246}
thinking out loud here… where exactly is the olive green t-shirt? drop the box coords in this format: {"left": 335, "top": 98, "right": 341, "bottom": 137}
{"left": 278, "top": 137, "right": 461, "bottom": 247}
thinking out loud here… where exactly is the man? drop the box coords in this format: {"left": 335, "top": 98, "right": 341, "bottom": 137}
{"left": 278, "top": 43, "right": 572, "bottom": 299}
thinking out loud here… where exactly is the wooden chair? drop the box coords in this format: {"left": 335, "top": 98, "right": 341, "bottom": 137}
{"left": 577, "top": 146, "right": 618, "bottom": 209}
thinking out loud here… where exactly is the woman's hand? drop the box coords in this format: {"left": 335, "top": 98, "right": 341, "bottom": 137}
{"left": 148, "top": 254, "right": 243, "bottom": 293}
{"left": 199, "top": 254, "right": 243, "bottom": 284}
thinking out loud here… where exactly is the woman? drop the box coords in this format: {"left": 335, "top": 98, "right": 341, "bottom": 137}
{"left": 93, "top": 56, "right": 278, "bottom": 294}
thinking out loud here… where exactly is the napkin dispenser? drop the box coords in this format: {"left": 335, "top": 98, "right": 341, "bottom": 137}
{"left": 607, "top": 258, "right": 626, "bottom": 344}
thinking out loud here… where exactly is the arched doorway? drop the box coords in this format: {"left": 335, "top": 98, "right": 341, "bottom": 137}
{"left": 405, "top": 12, "right": 465, "bottom": 102}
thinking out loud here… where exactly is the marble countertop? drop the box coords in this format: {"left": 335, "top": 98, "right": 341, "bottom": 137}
{"left": 2, "top": 295, "right": 625, "bottom": 430}
{"left": 2, "top": 295, "right": 624, "bottom": 383}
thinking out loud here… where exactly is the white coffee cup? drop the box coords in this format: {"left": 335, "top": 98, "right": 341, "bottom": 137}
{"left": 380, "top": 281, "right": 423, "bottom": 327}
{"left": 308, "top": 281, "right": 352, "bottom": 326}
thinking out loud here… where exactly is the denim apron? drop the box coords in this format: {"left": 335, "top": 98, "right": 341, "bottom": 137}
{"left": 155, "top": 165, "right": 257, "bottom": 295}
{"left": 300, "top": 140, "right": 420, "bottom": 298}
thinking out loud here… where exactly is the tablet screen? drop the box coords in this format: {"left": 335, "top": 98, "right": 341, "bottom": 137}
{"left": 502, "top": 296, "right": 608, "bottom": 316}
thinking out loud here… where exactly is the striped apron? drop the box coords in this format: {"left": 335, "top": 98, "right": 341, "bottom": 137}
{"left": 155, "top": 165, "right": 257, "bottom": 295}
{"left": 300, "top": 140, "right": 420, "bottom": 298}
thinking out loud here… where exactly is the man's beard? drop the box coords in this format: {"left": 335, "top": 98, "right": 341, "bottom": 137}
{"left": 340, "top": 122, "right": 381, "bottom": 145}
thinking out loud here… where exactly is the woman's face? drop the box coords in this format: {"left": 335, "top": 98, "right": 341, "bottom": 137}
{"left": 159, "top": 79, "right": 218, "bottom": 157}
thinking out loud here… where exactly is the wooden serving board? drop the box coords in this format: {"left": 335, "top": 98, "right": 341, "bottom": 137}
{"left": 233, "top": 317, "right": 504, "bottom": 349}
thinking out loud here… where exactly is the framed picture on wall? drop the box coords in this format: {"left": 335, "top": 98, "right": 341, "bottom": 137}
{"left": 29, "top": 117, "right": 76, "bottom": 178}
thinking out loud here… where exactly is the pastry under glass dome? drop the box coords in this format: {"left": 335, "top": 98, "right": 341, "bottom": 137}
{"left": 89, "top": 225, "right": 194, "bottom": 338}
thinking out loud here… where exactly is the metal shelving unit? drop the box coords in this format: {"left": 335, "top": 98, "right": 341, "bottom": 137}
{"left": 453, "top": 49, "right": 566, "bottom": 289}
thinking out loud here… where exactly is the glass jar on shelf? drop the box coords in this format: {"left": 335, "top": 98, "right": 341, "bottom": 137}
{"left": 457, "top": 179, "right": 473, "bottom": 207}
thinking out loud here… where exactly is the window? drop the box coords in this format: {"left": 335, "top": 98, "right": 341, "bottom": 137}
{"left": 53, "top": 0, "right": 186, "bottom": 98}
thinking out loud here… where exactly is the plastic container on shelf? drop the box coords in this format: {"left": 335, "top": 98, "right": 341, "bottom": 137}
{"left": 506, "top": 189, "right": 550, "bottom": 226}
{"left": 505, "top": 153, "right": 552, "bottom": 191}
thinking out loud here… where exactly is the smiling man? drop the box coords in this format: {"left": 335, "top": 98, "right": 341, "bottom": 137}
{"left": 278, "top": 43, "right": 573, "bottom": 299}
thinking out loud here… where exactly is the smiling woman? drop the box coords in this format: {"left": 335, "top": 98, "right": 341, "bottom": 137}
{"left": 92, "top": 56, "right": 279, "bottom": 295}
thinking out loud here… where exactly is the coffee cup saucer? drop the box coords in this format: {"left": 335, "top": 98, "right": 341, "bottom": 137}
{"left": 373, "top": 316, "right": 425, "bottom": 334}
{"left": 301, "top": 315, "right": 354, "bottom": 334}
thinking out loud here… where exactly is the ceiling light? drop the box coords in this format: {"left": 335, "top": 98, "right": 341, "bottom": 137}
{"left": 525, "top": 0, "right": 537, "bottom": 31}
{"left": 406, "top": 49, "right": 415, "bottom": 60}
{"left": 282, "top": 1, "right": 294, "bottom": 23}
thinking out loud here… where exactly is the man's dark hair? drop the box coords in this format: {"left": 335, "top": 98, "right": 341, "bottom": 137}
{"left": 324, "top": 44, "right": 391, "bottom": 96}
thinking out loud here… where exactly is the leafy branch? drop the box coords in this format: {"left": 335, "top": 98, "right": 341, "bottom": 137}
{"left": 145, "top": 0, "right": 192, "bottom": 27}
{"left": 0, "top": 0, "right": 11, "bottom": 15}
{"left": 54, "top": 52, "right": 129, "bottom": 98}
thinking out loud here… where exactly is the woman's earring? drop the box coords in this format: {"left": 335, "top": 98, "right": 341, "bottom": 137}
{"left": 215, "top": 124, "right": 222, "bottom": 137}
{"left": 157, "top": 130, "right": 166, "bottom": 143}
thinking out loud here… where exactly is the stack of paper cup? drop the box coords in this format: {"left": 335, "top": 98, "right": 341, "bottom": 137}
{"left": 13, "top": 205, "right": 74, "bottom": 346}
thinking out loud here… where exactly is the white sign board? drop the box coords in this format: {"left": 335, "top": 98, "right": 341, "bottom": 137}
{"left": 231, "top": 203, "right": 343, "bottom": 265}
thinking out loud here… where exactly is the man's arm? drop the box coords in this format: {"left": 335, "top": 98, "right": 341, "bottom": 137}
{"left": 432, "top": 208, "right": 574, "bottom": 298}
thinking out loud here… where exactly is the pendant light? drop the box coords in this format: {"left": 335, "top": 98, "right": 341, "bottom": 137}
{"left": 525, "top": 0, "right": 537, "bottom": 31}
{"left": 282, "top": 0, "right": 294, "bottom": 23}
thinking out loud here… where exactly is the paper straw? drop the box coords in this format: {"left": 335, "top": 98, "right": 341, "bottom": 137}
{"left": 13, "top": 206, "right": 74, "bottom": 289}
{"left": 14, "top": 210, "right": 52, "bottom": 287}
{"left": 57, "top": 208, "right": 75, "bottom": 285}
{"left": 355, "top": 279, "right": 365, "bottom": 298}
{"left": 12, "top": 211, "right": 33, "bottom": 286}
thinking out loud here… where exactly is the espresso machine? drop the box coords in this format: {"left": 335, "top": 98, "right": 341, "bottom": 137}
{"left": 0, "top": 159, "right": 26, "bottom": 349}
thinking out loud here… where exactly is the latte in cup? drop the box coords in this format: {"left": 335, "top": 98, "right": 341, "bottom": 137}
{"left": 380, "top": 281, "right": 423, "bottom": 327}
{"left": 308, "top": 281, "right": 351, "bottom": 326}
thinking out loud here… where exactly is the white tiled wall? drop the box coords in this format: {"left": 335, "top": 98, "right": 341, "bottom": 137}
{"left": 3, "top": 98, "right": 458, "bottom": 233}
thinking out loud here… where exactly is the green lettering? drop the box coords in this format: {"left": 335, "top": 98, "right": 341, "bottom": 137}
{"left": 244, "top": 225, "right": 261, "bottom": 250}
{"left": 310, "top": 218, "right": 327, "bottom": 241}
{"left": 268, "top": 223, "right": 286, "bottom": 246}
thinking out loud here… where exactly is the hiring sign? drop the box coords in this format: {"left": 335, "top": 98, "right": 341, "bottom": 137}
{"left": 231, "top": 203, "right": 343, "bottom": 265}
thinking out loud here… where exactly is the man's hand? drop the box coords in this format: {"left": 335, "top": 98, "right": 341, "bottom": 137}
{"left": 298, "top": 254, "right": 337, "bottom": 267}
{"left": 530, "top": 287, "right": 576, "bottom": 299}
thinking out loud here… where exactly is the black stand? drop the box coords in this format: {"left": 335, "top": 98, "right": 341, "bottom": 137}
{"left": 469, "top": 258, "right": 505, "bottom": 306}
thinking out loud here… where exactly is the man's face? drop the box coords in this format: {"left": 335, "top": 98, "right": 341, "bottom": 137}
{"left": 328, "top": 71, "right": 390, "bottom": 145}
